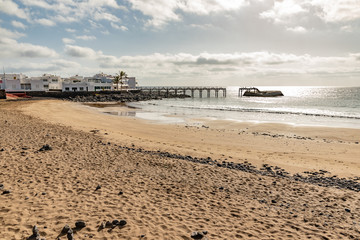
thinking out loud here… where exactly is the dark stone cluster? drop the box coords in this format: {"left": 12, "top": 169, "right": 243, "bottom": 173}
{"left": 114, "top": 143, "right": 360, "bottom": 192}
{"left": 66, "top": 91, "right": 190, "bottom": 103}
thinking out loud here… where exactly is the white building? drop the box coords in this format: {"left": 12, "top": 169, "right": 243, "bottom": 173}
{"left": 1, "top": 74, "right": 28, "bottom": 92}
{"left": 32, "top": 74, "right": 63, "bottom": 91}
{"left": 127, "top": 77, "right": 137, "bottom": 89}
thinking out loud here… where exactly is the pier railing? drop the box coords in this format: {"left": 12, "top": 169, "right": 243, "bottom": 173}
{"left": 138, "top": 86, "right": 226, "bottom": 98}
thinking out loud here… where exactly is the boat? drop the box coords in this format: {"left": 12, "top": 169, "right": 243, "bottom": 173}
{"left": 239, "top": 87, "right": 283, "bottom": 97}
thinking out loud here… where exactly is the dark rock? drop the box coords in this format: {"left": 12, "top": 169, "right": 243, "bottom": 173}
{"left": 112, "top": 220, "right": 119, "bottom": 226}
{"left": 271, "top": 200, "right": 277, "bottom": 204}
{"left": 118, "top": 220, "right": 127, "bottom": 227}
{"left": 2, "top": 190, "right": 11, "bottom": 195}
{"left": 191, "top": 231, "right": 204, "bottom": 239}
{"left": 61, "top": 225, "right": 71, "bottom": 234}
{"left": 105, "top": 221, "right": 113, "bottom": 227}
{"left": 118, "top": 191, "right": 123, "bottom": 195}
{"left": 39, "top": 144, "right": 52, "bottom": 151}
{"left": 75, "top": 220, "right": 86, "bottom": 229}
{"left": 345, "top": 208, "right": 351, "bottom": 213}
{"left": 0, "top": 183, "right": 3, "bottom": 190}
{"left": 95, "top": 185, "right": 101, "bottom": 191}
{"left": 0, "top": 148, "right": 4, "bottom": 151}
{"left": 33, "top": 225, "right": 39, "bottom": 236}
{"left": 202, "top": 231, "right": 208, "bottom": 235}
{"left": 67, "top": 228, "right": 74, "bottom": 240}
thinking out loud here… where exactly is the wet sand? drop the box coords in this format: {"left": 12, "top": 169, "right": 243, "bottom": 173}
{"left": 1, "top": 99, "right": 360, "bottom": 239}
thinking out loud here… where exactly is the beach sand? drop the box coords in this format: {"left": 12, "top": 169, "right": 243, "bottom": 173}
{"left": 1, "top": 99, "right": 360, "bottom": 239}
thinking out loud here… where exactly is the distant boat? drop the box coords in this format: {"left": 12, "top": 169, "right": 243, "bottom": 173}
{"left": 239, "top": 87, "right": 283, "bottom": 97}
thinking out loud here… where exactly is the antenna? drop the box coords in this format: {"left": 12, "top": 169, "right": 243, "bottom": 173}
{"left": 1, "top": 67, "right": 5, "bottom": 90}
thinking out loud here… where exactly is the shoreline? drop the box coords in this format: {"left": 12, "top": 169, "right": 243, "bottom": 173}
{"left": 21, "top": 99, "right": 360, "bottom": 178}
{"left": 1, "top": 99, "right": 360, "bottom": 239}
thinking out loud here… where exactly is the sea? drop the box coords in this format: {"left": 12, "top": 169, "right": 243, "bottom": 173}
{"left": 122, "top": 86, "right": 360, "bottom": 129}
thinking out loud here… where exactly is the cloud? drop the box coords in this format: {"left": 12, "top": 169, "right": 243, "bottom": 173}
{"left": 260, "top": 0, "right": 307, "bottom": 23}
{"left": 35, "top": 18, "right": 56, "bottom": 26}
{"left": 0, "top": 0, "right": 29, "bottom": 20}
{"left": 17, "top": 0, "right": 127, "bottom": 27}
{"left": 0, "top": 35, "right": 58, "bottom": 58}
{"left": 11, "top": 20, "right": 27, "bottom": 29}
{"left": 64, "top": 45, "right": 97, "bottom": 58}
{"left": 110, "top": 22, "right": 128, "bottom": 31}
{"left": 62, "top": 38, "right": 75, "bottom": 44}
{"left": 127, "top": 0, "right": 249, "bottom": 27}
{"left": 65, "top": 28, "right": 76, "bottom": 33}
{"left": 260, "top": 0, "right": 360, "bottom": 25}
{"left": 76, "top": 35, "right": 96, "bottom": 41}
{"left": 286, "top": 26, "right": 307, "bottom": 33}
{"left": 0, "top": 26, "right": 26, "bottom": 39}
{"left": 311, "top": 0, "right": 360, "bottom": 23}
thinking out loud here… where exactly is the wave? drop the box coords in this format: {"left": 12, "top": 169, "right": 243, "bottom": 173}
{"left": 159, "top": 104, "right": 360, "bottom": 120}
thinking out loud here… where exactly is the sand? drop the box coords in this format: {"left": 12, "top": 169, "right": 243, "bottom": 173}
{"left": 0, "top": 99, "right": 360, "bottom": 239}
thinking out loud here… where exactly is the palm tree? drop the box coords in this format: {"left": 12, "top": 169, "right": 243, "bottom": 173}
{"left": 118, "top": 71, "right": 127, "bottom": 90}
{"left": 113, "top": 75, "right": 120, "bottom": 90}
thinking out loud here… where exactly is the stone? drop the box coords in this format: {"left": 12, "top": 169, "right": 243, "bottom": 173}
{"left": 118, "top": 220, "right": 127, "bottom": 227}
{"left": 191, "top": 231, "right": 204, "bottom": 239}
{"left": 95, "top": 185, "right": 101, "bottom": 191}
{"left": 118, "top": 191, "right": 123, "bottom": 195}
{"left": 0, "top": 183, "right": 3, "bottom": 190}
{"left": 75, "top": 220, "right": 86, "bottom": 229}
{"left": 39, "top": 144, "right": 52, "bottom": 151}
{"left": 61, "top": 225, "right": 71, "bottom": 234}
{"left": 67, "top": 228, "right": 74, "bottom": 240}
{"left": 33, "top": 225, "right": 40, "bottom": 236}
{"left": 105, "top": 221, "right": 113, "bottom": 227}
{"left": 345, "top": 208, "right": 351, "bottom": 213}
{"left": 2, "top": 190, "right": 11, "bottom": 195}
{"left": 112, "top": 220, "right": 119, "bottom": 226}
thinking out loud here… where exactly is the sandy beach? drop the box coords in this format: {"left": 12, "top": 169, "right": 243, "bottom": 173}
{"left": 1, "top": 99, "right": 360, "bottom": 239}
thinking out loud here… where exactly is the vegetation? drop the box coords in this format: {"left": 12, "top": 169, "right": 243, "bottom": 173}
{"left": 113, "top": 71, "right": 127, "bottom": 90}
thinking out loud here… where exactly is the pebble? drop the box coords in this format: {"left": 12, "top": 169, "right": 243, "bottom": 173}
{"left": 345, "top": 208, "right": 351, "bottom": 213}
{"left": 61, "top": 225, "right": 71, "bottom": 234}
{"left": 67, "top": 228, "right": 74, "bottom": 240}
{"left": 75, "top": 220, "right": 86, "bottom": 229}
{"left": 119, "top": 220, "right": 127, "bottom": 227}
{"left": 112, "top": 220, "right": 119, "bottom": 226}
{"left": 2, "top": 190, "right": 11, "bottom": 195}
{"left": 39, "top": 144, "right": 52, "bottom": 151}
{"left": 191, "top": 231, "right": 204, "bottom": 239}
{"left": 95, "top": 185, "right": 101, "bottom": 191}
{"left": 0, "top": 183, "right": 3, "bottom": 190}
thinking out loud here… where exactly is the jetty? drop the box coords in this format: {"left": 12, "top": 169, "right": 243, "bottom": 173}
{"left": 138, "top": 87, "right": 227, "bottom": 98}
{"left": 238, "top": 87, "right": 283, "bottom": 97}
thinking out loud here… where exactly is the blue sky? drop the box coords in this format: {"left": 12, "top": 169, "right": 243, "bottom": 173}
{"left": 0, "top": 0, "right": 360, "bottom": 86}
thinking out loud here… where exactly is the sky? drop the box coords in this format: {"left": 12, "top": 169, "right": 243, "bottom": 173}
{"left": 0, "top": 0, "right": 360, "bottom": 86}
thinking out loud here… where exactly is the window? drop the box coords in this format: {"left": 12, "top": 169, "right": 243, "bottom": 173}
{"left": 43, "top": 79, "right": 48, "bottom": 82}
{"left": 52, "top": 79, "right": 58, "bottom": 82}
{"left": 79, "top": 87, "right": 84, "bottom": 91}
{"left": 44, "top": 85, "right": 49, "bottom": 88}
{"left": 65, "top": 87, "right": 69, "bottom": 91}
{"left": 21, "top": 83, "right": 31, "bottom": 90}
{"left": 72, "top": 87, "right": 77, "bottom": 91}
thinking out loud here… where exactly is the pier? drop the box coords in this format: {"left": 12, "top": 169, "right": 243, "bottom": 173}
{"left": 138, "top": 87, "right": 227, "bottom": 98}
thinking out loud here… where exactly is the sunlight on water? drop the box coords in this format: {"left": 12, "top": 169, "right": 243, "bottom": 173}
{"left": 126, "top": 86, "right": 360, "bottom": 128}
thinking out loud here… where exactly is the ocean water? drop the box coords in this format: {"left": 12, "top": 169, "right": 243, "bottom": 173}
{"left": 125, "top": 86, "right": 360, "bottom": 128}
